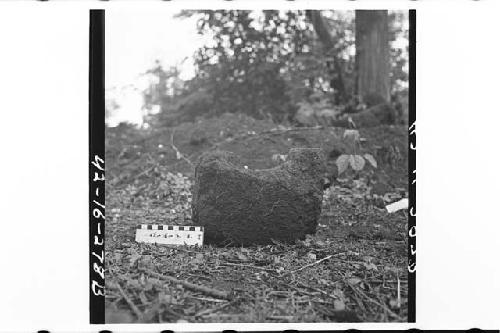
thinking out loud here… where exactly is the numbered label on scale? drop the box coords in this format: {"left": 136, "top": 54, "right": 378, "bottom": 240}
{"left": 135, "top": 224, "right": 204, "bottom": 246}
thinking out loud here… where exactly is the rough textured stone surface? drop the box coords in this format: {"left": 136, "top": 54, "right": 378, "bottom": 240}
{"left": 192, "top": 148, "right": 326, "bottom": 246}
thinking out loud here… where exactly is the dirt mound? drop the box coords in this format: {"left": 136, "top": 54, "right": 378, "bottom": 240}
{"left": 106, "top": 113, "right": 408, "bottom": 197}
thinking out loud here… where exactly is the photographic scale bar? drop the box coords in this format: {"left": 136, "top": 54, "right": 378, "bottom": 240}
{"left": 135, "top": 224, "right": 204, "bottom": 246}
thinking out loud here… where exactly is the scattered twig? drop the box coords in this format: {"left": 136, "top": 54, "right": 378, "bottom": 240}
{"left": 266, "top": 315, "right": 294, "bottom": 321}
{"left": 116, "top": 282, "right": 143, "bottom": 319}
{"left": 140, "top": 268, "right": 231, "bottom": 300}
{"left": 212, "top": 125, "right": 330, "bottom": 149}
{"left": 163, "top": 305, "right": 185, "bottom": 320}
{"left": 348, "top": 283, "right": 404, "bottom": 321}
{"left": 289, "top": 255, "right": 334, "bottom": 274}
{"left": 311, "top": 299, "right": 336, "bottom": 305}
{"left": 170, "top": 129, "right": 194, "bottom": 168}
{"left": 188, "top": 296, "right": 227, "bottom": 303}
{"left": 194, "top": 300, "right": 234, "bottom": 317}
{"left": 285, "top": 283, "right": 318, "bottom": 298}
{"left": 294, "top": 281, "right": 339, "bottom": 300}
{"left": 349, "top": 288, "right": 367, "bottom": 313}
{"left": 185, "top": 273, "right": 212, "bottom": 281}
{"left": 117, "top": 147, "right": 127, "bottom": 159}
{"left": 139, "top": 300, "right": 162, "bottom": 322}
{"left": 264, "top": 125, "right": 326, "bottom": 135}
{"left": 287, "top": 252, "right": 347, "bottom": 275}
{"left": 397, "top": 275, "right": 401, "bottom": 309}
{"left": 366, "top": 279, "right": 408, "bottom": 284}
{"left": 131, "top": 164, "right": 156, "bottom": 182}
{"left": 220, "top": 262, "right": 277, "bottom": 273}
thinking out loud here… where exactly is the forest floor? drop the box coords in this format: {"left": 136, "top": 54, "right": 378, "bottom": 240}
{"left": 105, "top": 113, "right": 409, "bottom": 323}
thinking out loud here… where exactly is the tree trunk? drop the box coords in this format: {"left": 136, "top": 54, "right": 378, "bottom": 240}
{"left": 355, "top": 10, "right": 390, "bottom": 105}
{"left": 306, "top": 10, "right": 347, "bottom": 103}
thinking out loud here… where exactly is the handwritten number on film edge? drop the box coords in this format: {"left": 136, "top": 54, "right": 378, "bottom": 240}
{"left": 92, "top": 154, "right": 105, "bottom": 297}
{"left": 408, "top": 121, "right": 416, "bottom": 274}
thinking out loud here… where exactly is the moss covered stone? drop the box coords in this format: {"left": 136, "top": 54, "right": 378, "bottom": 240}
{"left": 192, "top": 148, "right": 326, "bottom": 246}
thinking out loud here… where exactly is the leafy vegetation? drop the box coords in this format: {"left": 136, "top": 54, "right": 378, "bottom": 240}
{"left": 126, "top": 10, "right": 408, "bottom": 128}
{"left": 336, "top": 129, "right": 378, "bottom": 175}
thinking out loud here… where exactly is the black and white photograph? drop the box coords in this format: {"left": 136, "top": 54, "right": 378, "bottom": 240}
{"left": 102, "top": 8, "right": 413, "bottom": 324}
{"left": 4, "top": 1, "right": 500, "bottom": 331}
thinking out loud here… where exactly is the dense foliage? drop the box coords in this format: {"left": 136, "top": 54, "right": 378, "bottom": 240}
{"left": 138, "top": 10, "right": 408, "bottom": 128}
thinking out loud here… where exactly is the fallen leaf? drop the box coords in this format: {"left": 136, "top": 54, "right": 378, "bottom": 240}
{"left": 333, "top": 288, "right": 345, "bottom": 298}
{"left": 389, "top": 298, "right": 399, "bottom": 309}
{"left": 144, "top": 282, "right": 154, "bottom": 292}
{"left": 139, "top": 291, "right": 148, "bottom": 304}
{"left": 315, "top": 239, "right": 326, "bottom": 246}
{"left": 362, "top": 256, "right": 374, "bottom": 262}
{"left": 333, "top": 299, "right": 346, "bottom": 310}
{"left": 192, "top": 253, "right": 204, "bottom": 264}
{"left": 237, "top": 253, "right": 248, "bottom": 261}
{"left": 126, "top": 278, "right": 141, "bottom": 289}
{"left": 347, "top": 277, "right": 362, "bottom": 285}
{"left": 129, "top": 254, "right": 141, "bottom": 267}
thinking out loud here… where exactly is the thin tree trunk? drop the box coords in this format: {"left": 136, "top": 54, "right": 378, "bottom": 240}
{"left": 355, "top": 10, "right": 390, "bottom": 104}
{"left": 306, "top": 10, "right": 347, "bottom": 103}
